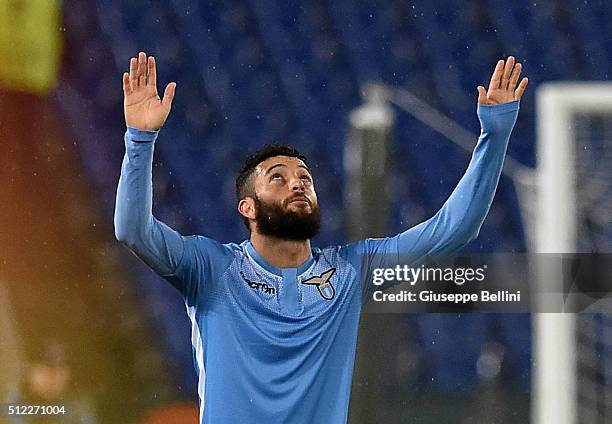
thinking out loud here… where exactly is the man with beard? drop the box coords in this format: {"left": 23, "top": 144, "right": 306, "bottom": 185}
{"left": 115, "top": 52, "right": 528, "bottom": 424}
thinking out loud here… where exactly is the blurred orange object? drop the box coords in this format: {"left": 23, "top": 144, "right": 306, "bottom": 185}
{"left": 138, "top": 403, "right": 199, "bottom": 424}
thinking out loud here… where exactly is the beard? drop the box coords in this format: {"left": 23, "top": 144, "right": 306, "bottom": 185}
{"left": 254, "top": 195, "right": 321, "bottom": 241}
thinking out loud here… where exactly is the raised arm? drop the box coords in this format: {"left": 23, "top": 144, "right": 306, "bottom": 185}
{"left": 353, "top": 57, "right": 528, "bottom": 265}
{"left": 396, "top": 56, "right": 528, "bottom": 252}
{"left": 349, "top": 57, "right": 528, "bottom": 303}
{"left": 113, "top": 51, "right": 183, "bottom": 277}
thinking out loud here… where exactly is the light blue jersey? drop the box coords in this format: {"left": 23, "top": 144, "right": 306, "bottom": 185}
{"left": 114, "top": 101, "right": 520, "bottom": 423}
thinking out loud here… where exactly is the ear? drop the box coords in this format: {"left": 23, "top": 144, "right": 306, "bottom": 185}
{"left": 238, "top": 197, "right": 256, "bottom": 221}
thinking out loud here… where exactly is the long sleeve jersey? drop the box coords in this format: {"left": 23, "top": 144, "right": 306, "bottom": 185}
{"left": 114, "top": 101, "right": 520, "bottom": 424}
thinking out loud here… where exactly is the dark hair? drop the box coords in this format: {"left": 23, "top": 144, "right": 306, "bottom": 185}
{"left": 236, "top": 144, "right": 308, "bottom": 229}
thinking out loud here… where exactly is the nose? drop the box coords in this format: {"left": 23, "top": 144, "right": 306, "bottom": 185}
{"left": 290, "top": 176, "right": 305, "bottom": 192}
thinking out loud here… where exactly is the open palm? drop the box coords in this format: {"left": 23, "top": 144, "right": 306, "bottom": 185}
{"left": 123, "top": 51, "right": 176, "bottom": 131}
{"left": 478, "top": 56, "right": 528, "bottom": 105}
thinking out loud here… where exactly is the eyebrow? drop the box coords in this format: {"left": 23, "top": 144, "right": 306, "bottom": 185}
{"left": 265, "top": 163, "right": 312, "bottom": 175}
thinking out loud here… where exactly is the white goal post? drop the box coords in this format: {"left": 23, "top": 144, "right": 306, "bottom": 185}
{"left": 533, "top": 83, "right": 612, "bottom": 424}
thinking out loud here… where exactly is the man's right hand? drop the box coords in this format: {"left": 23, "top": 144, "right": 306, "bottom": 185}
{"left": 123, "top": 51, "right": 176, "bottom": 131}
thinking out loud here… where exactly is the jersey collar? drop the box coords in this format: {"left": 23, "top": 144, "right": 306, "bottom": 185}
{"left": 245, "top": 241, "right": 315, "bottom": 277}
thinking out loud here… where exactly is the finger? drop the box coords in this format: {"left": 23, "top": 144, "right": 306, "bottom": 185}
{"left": 508, "top": 62, "right": 522, "bottom": 92}
{"left": 138, "top": 52, "right": 147, "bottom": 87}
{"left": 161, "top": 82, "right": 177, "bottom": 108}
{"left": 147, "top": 56, "right": 157, "bottom": 87}
{"left": 514, "top": 77, "right": 529, "bottom": 100}
{"left": 129, "top": 57, "right": 138, "bottom": 90}
{"left": 122, "top": 72, "right": 132, "bottom": 96}
{"left": 477, "top": 86, "right": 487, "bottom": 104}
{"left": 501, "top": 56, "right": 515, "bottom": 89}
{"left": 489, "top": 59, "right": 505, "bottom": 90}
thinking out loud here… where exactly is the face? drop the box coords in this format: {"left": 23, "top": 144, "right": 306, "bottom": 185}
{"left": 239, "top": 155, "right": 321, "bottom": 240}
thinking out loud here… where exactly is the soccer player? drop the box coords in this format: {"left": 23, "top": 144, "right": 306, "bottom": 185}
{"left": 115, "top": 52, "right": 528, "bottom": 423}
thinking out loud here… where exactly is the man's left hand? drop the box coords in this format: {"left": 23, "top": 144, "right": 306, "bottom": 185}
{"left": 478, "top": 56, "right": 528, "bottom": 105}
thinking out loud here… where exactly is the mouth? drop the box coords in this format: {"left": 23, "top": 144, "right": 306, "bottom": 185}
{"left": 287, "top": 196, "right": 310, "bottom": 205}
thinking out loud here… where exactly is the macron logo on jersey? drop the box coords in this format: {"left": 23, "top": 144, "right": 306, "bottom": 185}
{"left": 240, "top": 271, "right": 276, "bottom": 295}
{"left": 302, "top": 268, "right": 336, "bottom": 300}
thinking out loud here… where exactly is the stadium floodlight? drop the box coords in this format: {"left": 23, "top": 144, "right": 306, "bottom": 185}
{"left": 345, "top": 83, "right": 395, "bottom": 242}
{"left": 344, "top": 84, "right": 395, "bottom": 423}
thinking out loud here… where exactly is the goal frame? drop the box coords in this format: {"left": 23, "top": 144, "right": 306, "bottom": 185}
{"left": 534, "top": 82, "right": 612, "bottom": 424}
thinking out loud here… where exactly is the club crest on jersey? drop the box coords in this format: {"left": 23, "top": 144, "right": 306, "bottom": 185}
{"left": 302, "top": 268, "right": 336, "bottom": 300}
